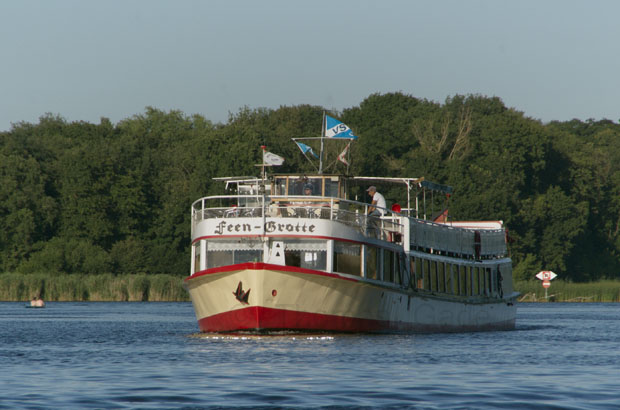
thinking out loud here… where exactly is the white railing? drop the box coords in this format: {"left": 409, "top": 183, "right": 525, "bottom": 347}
{"left": 190, "top": 194, "right": 507, "bottom": 258}
{"left": 191, "top": 195, "right": 404, "bottom": 242}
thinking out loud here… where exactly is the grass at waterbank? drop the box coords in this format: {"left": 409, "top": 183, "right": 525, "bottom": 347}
{"left": 2, "top": 273, "right": 619, "bottom": 302}
{"left": 0, "top": 272, "right": 190, "bottom": 302}
{"left": 515, "top": 280, "right": 620, "bottom": 302}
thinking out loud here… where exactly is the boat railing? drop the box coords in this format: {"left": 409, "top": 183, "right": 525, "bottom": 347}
{"left": 191, "top": 195, "right": 404, "bottom": 243}
{"left": 409, "top": 218, "right": 507, "bottom": 259}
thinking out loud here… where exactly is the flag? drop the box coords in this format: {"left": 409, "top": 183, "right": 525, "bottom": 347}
{"left": 337, "top": 142, "right": 351, "bottom": 166}
{"left": 325, "top": 115, "right": 358, "bottom": 139}
{"left": 263, "top": 151, "right": 284, "bottom": 166}
{"left": 295, "top": 141, "right": 319, "bottom": 159}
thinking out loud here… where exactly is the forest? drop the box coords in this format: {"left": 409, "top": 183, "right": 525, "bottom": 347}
{"left": 1, "top": 92, "right": 619, "bottom": 283}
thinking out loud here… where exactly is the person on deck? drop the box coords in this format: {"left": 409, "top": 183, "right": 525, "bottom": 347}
{"left": 366, "top": 186, "right": 386, "bottom": 217}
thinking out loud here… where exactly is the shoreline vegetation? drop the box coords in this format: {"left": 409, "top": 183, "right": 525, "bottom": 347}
{"left": 2, "top": 273, "right": 619, "bottom": 302}
{"left": 0, "top": 273, "right": 189, "bottom": 302}
{"left": 514, "top": 280, "right": 620, "bottom": 302}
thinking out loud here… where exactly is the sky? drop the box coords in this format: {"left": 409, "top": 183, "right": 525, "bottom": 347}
{"left": 2, "top": 0, "right": 619, "bottom": 132}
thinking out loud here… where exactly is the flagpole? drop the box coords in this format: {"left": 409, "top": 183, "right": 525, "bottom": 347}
{"left": 260, "top": 145, "right": 266, "bottom": 184}
{"left": 319, "top": 111, "right": 325, "bottom": 174}
{"left": 346, "top": 141, "right": 351, "bottom": 174}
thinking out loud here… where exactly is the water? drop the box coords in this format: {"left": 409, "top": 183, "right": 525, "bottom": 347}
{"left": 1, "top": 302, "right": 619, "bottom": 409}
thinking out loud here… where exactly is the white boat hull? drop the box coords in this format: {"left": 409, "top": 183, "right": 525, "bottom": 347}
{"left": 184, "top": 262, "right": 517, "bottom": 333}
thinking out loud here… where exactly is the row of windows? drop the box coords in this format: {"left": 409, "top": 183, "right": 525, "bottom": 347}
{"left": 191, "top": 239, "right": 406, "bottom": 286}
{"left": 410, "top": 256, "right": 502, "bottom": 297}
{"left": 192, "top": 239, "right": 501, "bottom": 297}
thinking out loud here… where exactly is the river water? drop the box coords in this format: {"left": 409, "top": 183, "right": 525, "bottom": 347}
{"left": 1, "top": 302, "right": 619, "bottom": 409}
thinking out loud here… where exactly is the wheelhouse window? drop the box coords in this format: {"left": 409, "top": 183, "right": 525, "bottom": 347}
{"left": 273, "top": 175, "right": 342, "bottom": 198}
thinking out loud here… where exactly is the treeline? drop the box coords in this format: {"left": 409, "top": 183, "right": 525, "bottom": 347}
{"left": 1, "top": 92, "right": 620, "bottom": 282}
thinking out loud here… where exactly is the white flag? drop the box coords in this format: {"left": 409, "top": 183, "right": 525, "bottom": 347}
{"left": 263, "top": 151, "right": 284, "bottom": 166}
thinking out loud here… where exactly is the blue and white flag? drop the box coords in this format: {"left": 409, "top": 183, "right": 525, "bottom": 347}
{"left": 295, "top": 141, "right": 319, "bottom": 159}
{"left": 325, "top": 115, "right": 358, "bottom": 139}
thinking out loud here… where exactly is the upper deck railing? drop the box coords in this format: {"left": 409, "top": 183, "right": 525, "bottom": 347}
{"left": 409, "top": 218, "right": 507, "bottom": 259}
{"left": 191, "top": 195, "right": 508, "bottom": 259}
{"left": 191, "top": 195, "right": 404, "bottom": 243}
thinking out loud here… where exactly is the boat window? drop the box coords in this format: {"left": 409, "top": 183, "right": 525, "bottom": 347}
{"left": 283, "top": 239, "right": 327, "bottom": 271}
{"left": 397, "top": 252, "right": 406, "bottom": 286}
{"left": 193, "top": 241, "right": 201, "bottom": 274}
{"left": 287, "top": 177, "right": 320, "bottom": 196}
{"left": 415, "top": 257, "right": 423, "bottom": 289}
{"left": 484, "top": 268, "right": 491, "bottom": 296}
{"left": 274, "top": 178, "right": 287, "bottom": 196}
{"left": 430, "top": 261, "right": 438, "bottom": 291}
{"left": 205, "top": 239, "right": 263, "bottom": 269}
{"left": 422, "top": 259, "right": 431, "bottom": 290}
{"left": 383, "top": 249, "right": 394, "bottom": 283}
{"left": 334, "top": 241, "right": 361, "bottom": 276}
{"left": 438, "top": 262, "right": 446, "bottom": 293}
{"left": 282, "top": 239, "right": 327, "bottom": 251}
{"left": 473, "top": 267, "right": 480, "bottom": 295}
{"left": 324, "top": 178, "right": 340, "bottom": 198}
{"left": 366, "top": 245, "right": 379, "bottom": 280}
{"left": 459, "top": 265, "right": 467, "bottom": 296}
{"left": 448, "top": 264, "right": 456, "bottom": 294}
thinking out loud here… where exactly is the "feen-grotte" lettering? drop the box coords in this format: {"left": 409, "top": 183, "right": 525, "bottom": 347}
{"left": 214, "top": 220, "right": 316, "bottom": 235}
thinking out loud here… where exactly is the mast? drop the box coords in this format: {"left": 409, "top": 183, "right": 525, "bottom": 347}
{"left": 318, "top": 111, "right": 325, "bottom": 174}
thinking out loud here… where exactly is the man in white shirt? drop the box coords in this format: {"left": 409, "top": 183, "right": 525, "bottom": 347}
{"left": 366, "top": 186, "right": 386, "bottom": 217}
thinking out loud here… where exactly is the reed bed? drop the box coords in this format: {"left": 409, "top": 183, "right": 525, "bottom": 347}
{"left": 515, "top": 280, "right": 620, "bottom": 302}
{"left": 0, "top": 273, "right": 190, "bottom": 302}
{"left": 2, "top": 273, "right": 619, "bottom": 302}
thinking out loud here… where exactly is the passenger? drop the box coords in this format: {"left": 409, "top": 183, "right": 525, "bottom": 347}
{"left": 297, "top": 184, "right": 315, "bottom": 217}
{"left": 302, "top": 184, "right": 315, "bottom": 205}
{"left": 366, "top": 186, "right": 386, "bottom": 217}
{"left": 36, "top": 298, "right": 45, "bottom": 307}
{"left": 30, "top": 297, "right": 37, "bottom": 307}
{"left": 303, "top": 184, "right": 313, "bottom": 197}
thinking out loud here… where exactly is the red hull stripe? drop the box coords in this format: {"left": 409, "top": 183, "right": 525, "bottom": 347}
{"left": 198, "top": 306, "right": 384, "bottom": 332}
{"left": 197, "top": 306, "right": 515, "bottom": 333}
{"left": 184, "top": 262, "right": 360, "bottom": 283}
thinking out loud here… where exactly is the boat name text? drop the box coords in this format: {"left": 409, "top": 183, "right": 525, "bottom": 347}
{"left": 214, "top": 220, "right": 316, "bottom": 235}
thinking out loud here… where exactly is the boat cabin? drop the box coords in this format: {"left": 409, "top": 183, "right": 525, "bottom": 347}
{"left": 190, "top": 173, "right": 511, "bottom": 300}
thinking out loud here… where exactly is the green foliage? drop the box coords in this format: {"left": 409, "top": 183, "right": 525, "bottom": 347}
{"left": 1, "top": 94, "right": 620, "bottom": 283}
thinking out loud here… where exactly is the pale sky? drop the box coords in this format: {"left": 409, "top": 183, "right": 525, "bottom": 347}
{"left": 2, "top": 0, "right": 619, "bottom": 132}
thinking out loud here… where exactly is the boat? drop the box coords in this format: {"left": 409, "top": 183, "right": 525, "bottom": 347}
{"left": 26, "top": 297, "right": 45, "bottom": 308}
{"left": 183, "top": 116, "right": 518, "bottom": 333}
